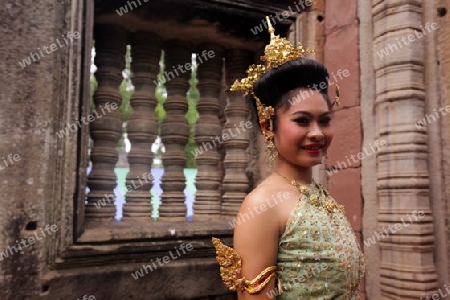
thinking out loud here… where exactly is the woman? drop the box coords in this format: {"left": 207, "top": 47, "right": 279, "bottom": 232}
{"left": 213, "top": 18, "right": 364, "bottom": 299}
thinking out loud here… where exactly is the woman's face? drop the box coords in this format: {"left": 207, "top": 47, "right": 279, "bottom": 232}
{"left": 273, "top": 88, "right": 333, "bottom": 168}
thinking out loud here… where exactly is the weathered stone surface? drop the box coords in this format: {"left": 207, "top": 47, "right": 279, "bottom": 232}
{"left": 41, "top": 258, "right": 233, "bottom": 300}
{"left": 436, "top": 0, "right": 450, "bottom": 286}
{"left": 220, "top": 49, "right": 253, "bottom": 218}
{"left": 325, "top": 0, "right": 357, "bottom": 35}
{"left": 324, "top": 24, "right": 360, "bottom": 108}
{"left": 158, "top": 40, "right": 193, "bottom": 222}
{"left": 87, "top": 24, "right": 126, "bottom": 220}
{"left": 326, "top": 107, "right": 362, "bottom": 170}
{"left": 123, "top": 31, "right": 162, "bottom": 219}
{"left": 0, "top": 0, "right": 78, "bottom": 298}
{"left": 370, "top": 0, "right": 440, "bottom": 298}
{"left": 193, "top": 43, "right": 225, "bottom": 221}
{"left": 358, "top": 3, "right": 381, "bottom": 298}
{"left": 328, "top": 168, "right": 362, "bottom": 231}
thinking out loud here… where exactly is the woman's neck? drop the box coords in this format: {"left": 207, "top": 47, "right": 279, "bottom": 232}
{"left": 273, "top": 157, "right": 313, "bottom": 184}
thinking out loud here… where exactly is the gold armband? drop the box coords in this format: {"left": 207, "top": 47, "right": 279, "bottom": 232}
{"left": 212, "top": 237, "right": 277, "bottom": 294}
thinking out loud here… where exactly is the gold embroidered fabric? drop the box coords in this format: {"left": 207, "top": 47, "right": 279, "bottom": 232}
{"left": 212, "top": 237, "right": 277, "bottom": 294}
{"left": 276, "top": 183, "right": 365, "bottom": 299}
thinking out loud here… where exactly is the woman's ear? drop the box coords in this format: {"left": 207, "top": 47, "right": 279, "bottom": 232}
{"left": 259, "top": 118, "right": 273, "bottom": 136}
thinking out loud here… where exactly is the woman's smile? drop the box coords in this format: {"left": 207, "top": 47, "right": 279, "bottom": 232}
{"left": 301, "top": 143, "right": 325, "bottom": 155}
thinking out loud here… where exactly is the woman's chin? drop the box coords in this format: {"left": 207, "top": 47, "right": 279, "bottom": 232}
{"left": 294, "top": 158, "right": 323, "bottom": 168}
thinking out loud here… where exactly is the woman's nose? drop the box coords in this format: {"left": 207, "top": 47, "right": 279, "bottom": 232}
{"left": 307, "top": 123, "right": 324, "bottom": 140}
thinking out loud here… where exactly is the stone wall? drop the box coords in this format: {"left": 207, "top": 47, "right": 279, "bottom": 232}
{"left": 359, "top": 0, "right": 449, "bottom": 298}
{"left": 358, "top": 1, "right": 380, "bottom": 299}
{"left": 0, "top": 0, "right": 237, "bottom": 298}
{"left": 436, "top": 0, "right": 450, "bottom": 285}
{"left": 0, "top": 0, "right": 82, "bottom": 298}
{"left": 322, "top": 0, "right": 366, "bottom": 298}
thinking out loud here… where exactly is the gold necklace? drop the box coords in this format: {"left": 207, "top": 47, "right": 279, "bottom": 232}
{"left": 273, "top": 171, "right": 345, "bottom": 214}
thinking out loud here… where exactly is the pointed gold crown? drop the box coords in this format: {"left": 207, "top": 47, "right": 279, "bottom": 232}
{"left": 230, "top": 16, "right": 315, "bottom": 122}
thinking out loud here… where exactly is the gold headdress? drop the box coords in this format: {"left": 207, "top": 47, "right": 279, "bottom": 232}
{"left": 230, "top": 16, "right": 315, "bottom": 122}
{"left": 230, "top": 16, "right": 340, "bottom": 124}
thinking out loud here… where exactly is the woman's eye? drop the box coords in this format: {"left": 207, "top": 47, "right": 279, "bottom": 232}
{"left": 294, "top": 117, "right": 309, "bottom": 124}
{"left": 320, "top": 117, "right": 331, "bottom": 124}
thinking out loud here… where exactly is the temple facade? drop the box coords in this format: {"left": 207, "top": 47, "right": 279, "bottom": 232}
{"left": 0, "top": 0, "right": 449, "bottom": 299}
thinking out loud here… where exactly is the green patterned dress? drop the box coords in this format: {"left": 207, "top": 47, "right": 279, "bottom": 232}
{"left": 276, "top": 183, "right": 365, "bottom": 299}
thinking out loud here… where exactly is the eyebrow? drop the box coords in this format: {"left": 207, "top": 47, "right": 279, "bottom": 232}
{"left": 291, "top": 111, "right": 332, "bottom": 117}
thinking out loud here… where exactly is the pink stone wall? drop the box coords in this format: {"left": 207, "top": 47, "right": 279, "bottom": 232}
{"left": 324, "top": 0, "right": 361, "bottom": 232}
{"left": 324, "top": 0, "right": 365, "bottom": 298}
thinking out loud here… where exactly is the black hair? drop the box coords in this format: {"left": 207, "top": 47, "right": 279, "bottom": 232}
{"left": 253, "top": 58, "right": 332, "bottom": 129}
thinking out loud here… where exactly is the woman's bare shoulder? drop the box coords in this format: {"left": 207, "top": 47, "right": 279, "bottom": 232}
{"left": 243, "top": 177, "right": 288, "bottom": 207}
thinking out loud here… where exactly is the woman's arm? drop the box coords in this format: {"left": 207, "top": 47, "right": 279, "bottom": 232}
{"left": 233, "top": 189, "right": 280, "bottom": 300}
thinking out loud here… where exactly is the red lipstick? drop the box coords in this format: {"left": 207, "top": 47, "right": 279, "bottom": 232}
{"left": 302, "top": 143, "right": 324, "bottom": 155}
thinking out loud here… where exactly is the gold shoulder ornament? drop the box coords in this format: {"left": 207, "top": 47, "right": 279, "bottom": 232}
{"left": 211, "top": 237, "right": 278, "bottom": 294}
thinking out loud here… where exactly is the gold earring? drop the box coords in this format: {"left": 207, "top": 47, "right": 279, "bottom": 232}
{"left": 332, "top": 84, "right": 340, "bottom": 108}
{"left": 264, "top": 131, "right": 277, "bottom": 170}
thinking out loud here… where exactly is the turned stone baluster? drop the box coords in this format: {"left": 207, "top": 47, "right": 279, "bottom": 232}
{"left": 86, "top": 25, "right": 127, "bottom": 219}
{"left": 158, "top": 40, "right": 193, "bottom": 221}
{"left": 220, "top": 49, "right": 253, "bottom": 218}
{"left": 192, "top": 43, "right": 224, "bottom": 221}
{"left": 122, "top": 31, "right": 162, "bottom": 219}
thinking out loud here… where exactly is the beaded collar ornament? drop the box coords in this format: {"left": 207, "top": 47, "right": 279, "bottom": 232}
{"left": 274, "top": 171, "right": 345, "bottom": 214}
{"left": 230, "top": 16, "right": 315, "bottom": 123}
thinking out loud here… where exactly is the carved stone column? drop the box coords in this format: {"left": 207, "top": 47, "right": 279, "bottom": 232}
{"left": 158, "top": 40, "right": 193, "bottom": 221}
{"left": 192, "top": 43, "right": 224, "bottom": 221}
{"left": 122, "top": 31, "right": 162, "bottom": 219}
{"left": 436, "top": 0, "right": 450, "bottom": 283}
{"left": 220, "top": 49, "right": 253, "bottom": 218}
{"left": 359, "top": 0, "right": 379, "bottom": 298}
{"left": 86, "top": 25, "right": 127, "bottom": 219}
{"left": 373, "top": 0, "right": 438, "bottom": 297}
